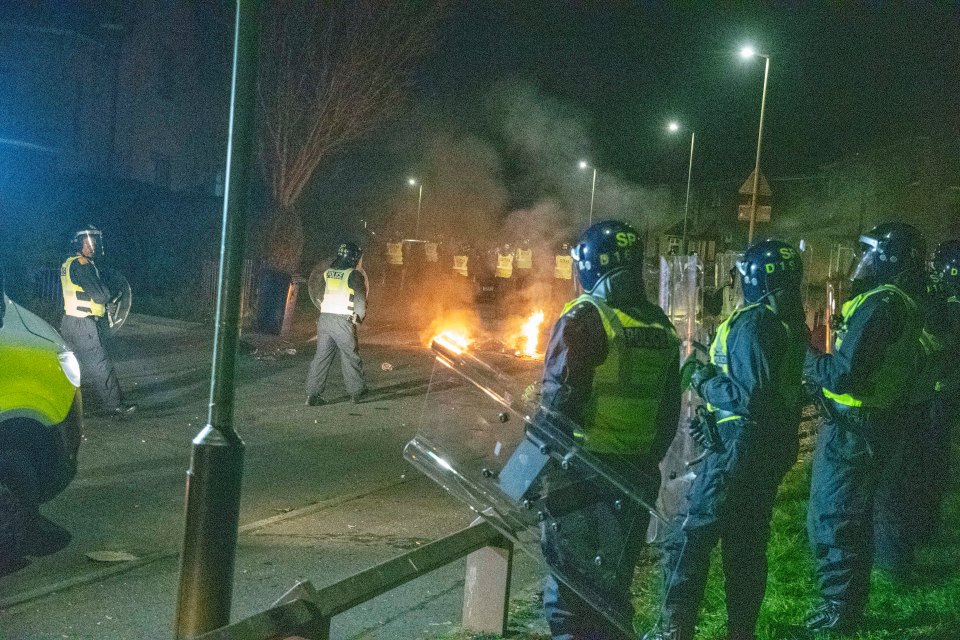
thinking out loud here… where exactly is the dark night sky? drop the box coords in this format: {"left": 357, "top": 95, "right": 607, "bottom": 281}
{"left": 411, "top": 2, "right": 960, "bottom": 186}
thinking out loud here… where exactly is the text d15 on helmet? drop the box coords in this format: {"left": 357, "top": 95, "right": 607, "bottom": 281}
{"left": 570, "top": 220, "right": 643, "bottom": 293}
{"left": 736, "top": 239, "right": 803, "bottom": 303}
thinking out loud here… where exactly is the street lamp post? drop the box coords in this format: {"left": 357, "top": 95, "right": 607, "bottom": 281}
{"left": 668, "top": 122, "right": 696, "bottom": 254}
{"left": 408, "top": 178, "right": 423, "bottom": 238}
{"left": 579, "top": 160, "right": 597, "bottom": 226}
{"left": 740, "top": 46, "right": 770, "bottom": 245}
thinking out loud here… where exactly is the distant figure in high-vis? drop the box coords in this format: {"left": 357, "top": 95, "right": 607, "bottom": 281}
{"left": 305, "top": 242, "right": 368, "bottom": 406}
{"left": 60, "top": 225, "right": 135, "bottom": 416}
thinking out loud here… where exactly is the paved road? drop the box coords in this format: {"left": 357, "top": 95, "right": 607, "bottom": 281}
{"left": 0, "top": 314, "right": 548, "bottom": 638}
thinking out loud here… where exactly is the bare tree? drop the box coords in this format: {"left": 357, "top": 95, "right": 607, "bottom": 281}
{"left": 258, "top": 0, "right": 443, "bottom": 272}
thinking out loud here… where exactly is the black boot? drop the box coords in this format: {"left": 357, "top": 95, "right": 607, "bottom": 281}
{"left": 805, "top": 599, "right": 860, "bottom": 633}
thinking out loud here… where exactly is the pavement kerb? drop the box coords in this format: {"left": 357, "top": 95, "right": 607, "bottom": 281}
{"left": 0, "top": 476, "right": 412, "bottom": 612}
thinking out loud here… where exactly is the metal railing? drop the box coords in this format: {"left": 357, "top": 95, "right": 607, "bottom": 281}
{"left": 194, "top": 519, "right": 514, "bottom": 640}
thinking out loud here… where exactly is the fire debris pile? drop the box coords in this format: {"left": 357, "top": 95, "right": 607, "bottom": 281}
{"left": 428, "top": 308, "right": 548, "bottom": 360}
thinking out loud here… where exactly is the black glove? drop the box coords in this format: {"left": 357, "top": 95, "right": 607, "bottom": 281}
{"left": 690, "top": 362, "right": 718, "bottom": 395}
{"left": 679, "top": 355, "right": 703, "bottom": 390}
{"left": 689, "top": 407, "right": 722, "bottom": 452}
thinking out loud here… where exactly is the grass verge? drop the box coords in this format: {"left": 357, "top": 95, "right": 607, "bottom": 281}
{"left": 430, "top": 417, "right": 960, "bottom": 639}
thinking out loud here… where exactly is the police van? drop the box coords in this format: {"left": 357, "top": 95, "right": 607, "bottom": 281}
{"left": 0, "top": 268, "right": 82, "bottom": 570}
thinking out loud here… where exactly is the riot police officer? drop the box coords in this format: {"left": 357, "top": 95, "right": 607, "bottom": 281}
{"left": 804, "top": 222, "right": 926, "bottom": 632}
{"left": 647, "top": 240, "right": 807, "bottom": 640}
{"left": 494, "top": 243, "right": 514, "bottom": 318}
{"left": 305, "top": 242, "right": 368, "bottom": 405}
{"left": 60, "top": 225, "right": 135, "bottom": 416}
{"left": 551, "top": 241, "right": 575, "bottom": 313}
{"left": 539, "top": 220, "right": 681, "bottom": 640}
{"left": 900, "top": 239, "right": 960, "bottom": 545}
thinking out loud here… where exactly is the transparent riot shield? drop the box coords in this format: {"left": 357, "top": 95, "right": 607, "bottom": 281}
{"left": 648, "top": 256, "right": 707, "bottom": 544}
{"left": 714, "top": 250, "right": 744, "bottom": 320}
{"left": 101, "top": 269, "right": 132, "bottom": 333}
{"left": 825, "top": 244, "right": 856, "bottom": 353}
{"left": 404, "top": 335, "right": 670, "bottom": 637}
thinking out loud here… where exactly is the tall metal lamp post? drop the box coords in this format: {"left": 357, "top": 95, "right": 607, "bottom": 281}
{"left": 578, "top": 160, "right": 598, "bottom": 226}
{"left": 740, "top": 45, "right": 770, "bottom": 245}
{"left": 174, "top": 0, "right": 261, "bottom": 637}
{"left": 667, "top": 121, "right": 696, "bottom": 254}
{"left": 408, "top": 177, "right": 423, "bottom": 238}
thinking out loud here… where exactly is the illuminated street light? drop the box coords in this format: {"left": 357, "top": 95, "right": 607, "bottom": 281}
{"left": 407, "top": 177, "right": 423, "bottom": 238}
{"left": 578, "top": 160, "right": 597, "bottom": 226}
{"left": 740, "top": 44, "right": 771, "bottom": 245}
{"left": 667, "top": 121, "right": 696, "bottom": 254}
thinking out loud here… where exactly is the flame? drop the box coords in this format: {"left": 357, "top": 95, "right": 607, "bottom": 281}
{"left": 421, "top": 309, "right": 481, "bottom": 350}
{"left": 434, "top": 330, "right": 472, "bottom": 355}
{"left": 517, "top": 309, "right": 546, "bottom": 358}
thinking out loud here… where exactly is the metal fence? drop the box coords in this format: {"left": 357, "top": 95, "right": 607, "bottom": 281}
{"left": 195, "top": 519, "right": 514, "bottom": 640}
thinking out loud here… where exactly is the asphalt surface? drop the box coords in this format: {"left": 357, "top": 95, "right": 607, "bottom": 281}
{"left": 0, "top": 312, "right": 548, "bottom": 639}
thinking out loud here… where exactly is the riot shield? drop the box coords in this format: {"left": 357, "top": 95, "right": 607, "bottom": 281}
{"left": 101, "top": 269, "right": 132, "bottom": 333}
{"left": 404, "top": 335, "right": 670, "bottom": 637}
{"left": 648, "top": 256, "right": 707, "bottom": 544}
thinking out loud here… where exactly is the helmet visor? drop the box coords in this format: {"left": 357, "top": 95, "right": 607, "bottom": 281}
{"left": 77, "top": 230, "right": 103, "bottom": 257}
{"left": 849, "top": 235, "right": 878, "bottom": 283}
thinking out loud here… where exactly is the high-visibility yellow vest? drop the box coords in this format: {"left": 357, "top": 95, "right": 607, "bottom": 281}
{"left": 554, "top": 255, "right": 573, "bottom": 280}
{"left": 386, "top": 243, "right": 403, "bottom": 266}
{"left": 453, "top": 255, "right": 469, "bottom": 277}
{"left": 425, "top": 242, "right": 439, "bottom": 263}
{"left": 495, "top": 253, "right": 513, "bottom": 279}
{"left": 515, "top": 248, "right": 533, "bottom": 270}
{"left": 319, "top": 268, "right": 356, "bottom": 315}
{"left": 707, "top": 302, "right": 803, "bottom": 424}
{"left": 822, "top": 284, "right": 921, "bottom": 409}
{"left": 61, "top": 256, "right": 105, "bottom": 318}
{"left": 560, "top": 294, "right": 679, "bottom": 454}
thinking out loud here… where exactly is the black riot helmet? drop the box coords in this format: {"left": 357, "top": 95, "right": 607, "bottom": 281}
{"left": 570, "top": 220, "right": 643, "bottom": 294}
{"left": 932, "top": 239, "right": 960, "bottom": 293}
{"left": 336, "top": 241, "right": 362, "bottom": 268}
{"left": 850, "top": 222, "right": 926, "bottom": 292}
{"left": 736, "top": 239, "right": 803, "bottom": 304}
{"left": 71, "top": 224, "right": 104, "bottom": 257}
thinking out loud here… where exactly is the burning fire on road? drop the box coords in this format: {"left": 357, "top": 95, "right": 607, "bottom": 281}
{"left": 513, "top": 309, "right": 546, "bottom": 358}
{"left": 425, "top": 307, "right": 548, "bottom": 360}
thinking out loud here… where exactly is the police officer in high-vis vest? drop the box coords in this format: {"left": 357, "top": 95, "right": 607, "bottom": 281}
{"left": 539, "top": 220, "right": 681, "bottom": 640}
{"left": 803, "top": 223, "right": 926, "bottom": 633}
{"left": 60, "top": 225, "right": 135, "bottom": 416}
{"left": 896, "top": 239, "right": 960, "bottom": 548}
{"left": 494, "top": 243, "right": 514, "bottom": 318}
{"left": 305, "top": 242, "right": 368, "bottom": 406}
{"left": 515, "top": 238, "right": 533, "bottom": 290}
{"left": 646, "top": 240, "right": 808, "bottom": 640}
{"left": 921, "top": 240, "right": 960, "bottom": 537}
{"left": 383, "top": 236, "right": 404, "bottom": 294}
{"left": 451, "top": 242, "right": 473, "bottom": 306}
{"left": 552, "top": 241, "right": 575, "bottom": 309}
